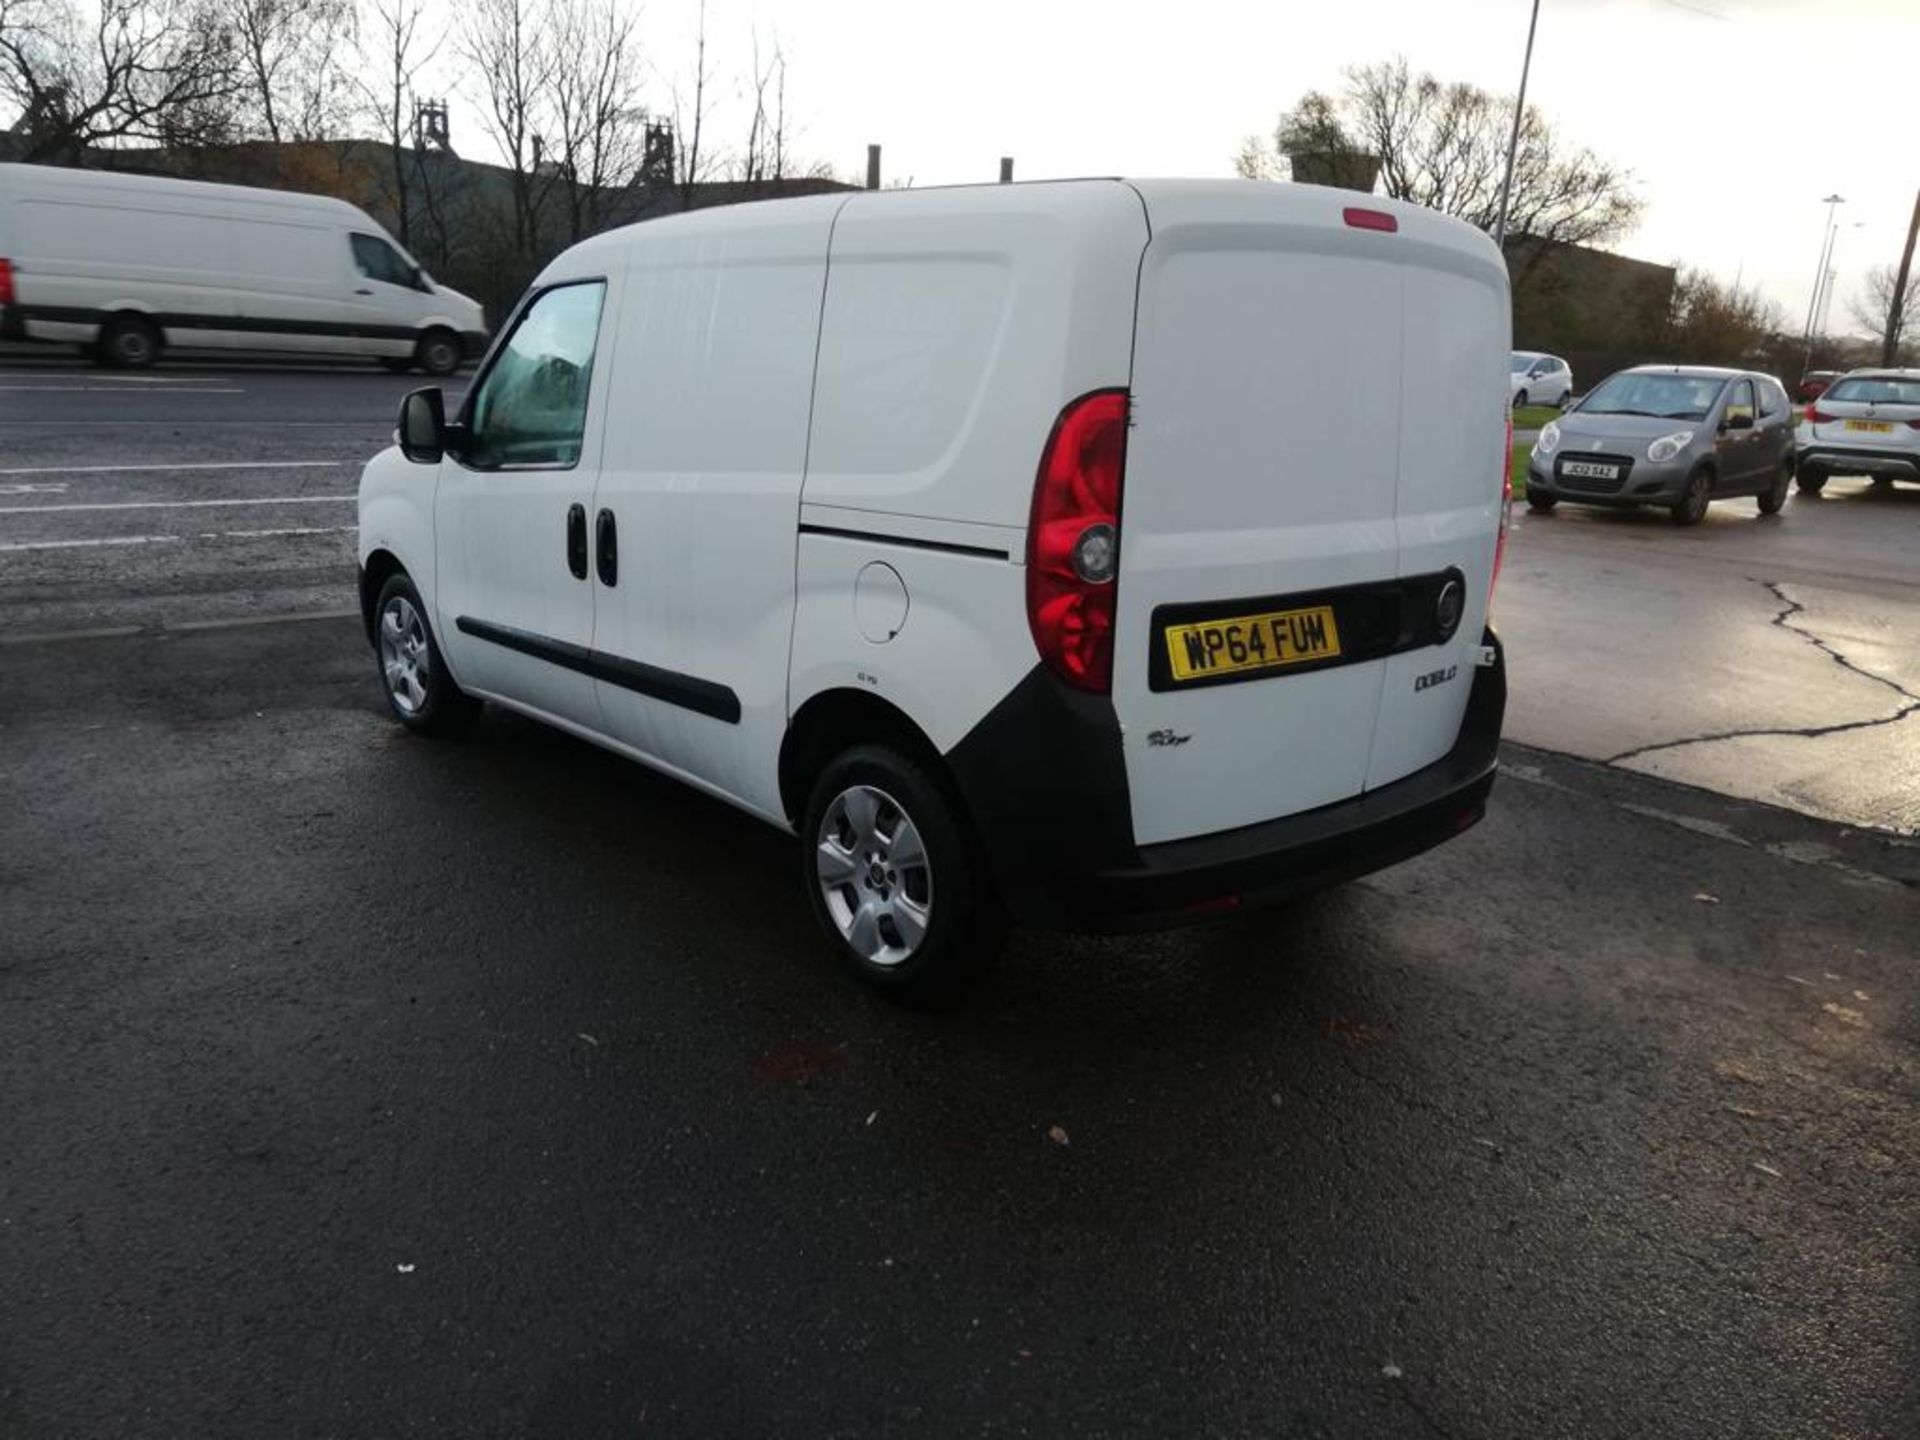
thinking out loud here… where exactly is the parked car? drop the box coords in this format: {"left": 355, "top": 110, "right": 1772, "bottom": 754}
{"left": 1795, "top": 370, "right": 1840, "bottom": 403}
{"left": 1511, "top": 350, "right": 1574, "bottom": 409}
{"left": 1797, "top": 370, "right": 1920, "bottom": 493}
{"left": 1525, "top": 365, "right": 1797, "bottom": 525}
{"left": 0, "top": 163, "right": 485, "bottom": 372}
{"left": 356, "top": 180, "right": 1511, "bottom": 998}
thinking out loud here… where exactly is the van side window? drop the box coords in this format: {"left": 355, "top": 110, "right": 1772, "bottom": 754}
{"left": 351, "top": 233, "right": 419, "bottom": 289}
{"left": 463, "top": 281, "right": 606, "bottom": 470}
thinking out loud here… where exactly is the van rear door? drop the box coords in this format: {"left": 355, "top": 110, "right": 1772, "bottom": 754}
{"left": 1112, "top": 182, "right": 1507, "bottom": 847}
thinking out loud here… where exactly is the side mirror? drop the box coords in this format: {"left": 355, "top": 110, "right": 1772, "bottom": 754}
{"left": 398, "top": 386, "right": 447, "bottom": 463}
{"left": 1724, "top": 411, "right": 1754, "bottom": 431}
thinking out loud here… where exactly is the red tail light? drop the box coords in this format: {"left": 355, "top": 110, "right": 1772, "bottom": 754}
{"left": 1807, "top": 406, "right": 1835, "bottom": 424}
{"left": 1490, "top": 413, "right": 1513, "bottom": 610}
{"left": 0, "top": 258, "right": 14, "bottom": 308}
{"left": 1027, "top": 389, "right": 1129, "bottom": 692}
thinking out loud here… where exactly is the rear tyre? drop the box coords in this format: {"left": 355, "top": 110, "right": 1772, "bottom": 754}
{"left": 1758, "top": 459, "right": 1792, "bottom": 516}
{"left": 98, "top": 314, "right": 160, "bottom": 369}
{"left": 801, "top": 743, "right": 1003, "bottom": 1003}
{"left": 1670, "top": 467, "right": 1712, "bottom": 526}
{"left": 373, "top": 573, "right": 478, "bottom": 735}
{"left": 1796, "top": 466, "right": 1828, "bottom": 496}
{"left": 1526, "top": 492, "right": 1557, "bottom": 513}
{"left": 414, "top": 328, "right": 461, "bottom": 377}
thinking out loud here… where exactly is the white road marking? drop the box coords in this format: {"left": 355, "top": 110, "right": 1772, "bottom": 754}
{"left": 0, "top": 483, "right": 68, "bottom": 495}
{"left": 0, "top": 385, "right": 244, "bottom": 394}
{"left": 0, "top": 495, "right": 353, "bottom": 514}
{"left": 0, "top": 524, "right": 353, "bottom": 553}
{"left": 0, "top": 460, "right": 344, "bottom": 476}
{"left": 0, "top": 533, "right": 182, "bottom": 552}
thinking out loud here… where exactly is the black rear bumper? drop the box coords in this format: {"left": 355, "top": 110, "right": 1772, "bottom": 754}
{"left": 947, "top": 631, "right": 1506, "bottom": 931}
{"left": 1798, "top": 445, "right": 1920, "bottom": 478}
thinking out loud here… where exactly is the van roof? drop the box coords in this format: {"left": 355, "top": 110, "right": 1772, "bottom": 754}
{"left": 551, "top": 176, "right": 1503, "bottom": 284}
{"left": 0, "top": 161, "right": 372, "bottom": 227}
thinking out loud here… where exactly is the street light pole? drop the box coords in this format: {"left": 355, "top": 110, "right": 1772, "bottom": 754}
{"left": 1801, "top": 194, "right": 1845, "bottom": 375}
{"left": 1492, "top": 0, "right": 1542, "bottom": 251}
{"left": 1882, "top": 187, "right": 1920, "bottom": 366}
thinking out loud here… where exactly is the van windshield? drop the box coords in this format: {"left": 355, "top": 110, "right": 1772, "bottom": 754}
{"left": 1578, "top": 373, "right": 1728, "bottom": 421}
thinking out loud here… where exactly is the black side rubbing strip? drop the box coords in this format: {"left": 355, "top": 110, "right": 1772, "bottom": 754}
{"left": 12, "top": 304, "right": 428, "bottom": 344}
{"left": 455, "top": 616, "right": 741, "bottom": 724}
{"left": 797, "top": 522, "right": 1008, "bottom": 561}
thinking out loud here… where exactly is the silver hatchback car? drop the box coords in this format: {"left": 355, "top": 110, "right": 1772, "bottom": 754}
{"left": 1525, "top": 365, "right": 1797, "bottom": 525}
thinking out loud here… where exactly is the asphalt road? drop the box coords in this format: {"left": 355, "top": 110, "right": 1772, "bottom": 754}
{"left": 1501, "top": 486, "right": 1920, "bottom": 833}
{"left": 3, "top": 358, "right": 1919, "bottom": 1438}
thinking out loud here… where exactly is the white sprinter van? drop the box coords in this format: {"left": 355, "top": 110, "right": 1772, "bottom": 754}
{"left": 357, "top": 179, "right": 1511, "bottom": 998}
{"left": 0, "top": 163, "right": 486, "bottom": 373}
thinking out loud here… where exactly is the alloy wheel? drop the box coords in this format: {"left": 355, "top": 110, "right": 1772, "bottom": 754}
{"left": 378, "top": 595, "right": 430, "bottom": 716}
{"left": 814, "top": 784, "right": 933, "bottom": 966}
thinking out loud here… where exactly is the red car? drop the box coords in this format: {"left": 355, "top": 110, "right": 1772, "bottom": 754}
{"left": 1796, "top": 370, "right": 1840, "bottom": 403}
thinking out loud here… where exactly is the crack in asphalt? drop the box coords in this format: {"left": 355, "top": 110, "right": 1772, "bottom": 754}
{"left": 1603, "top": 579, "right": 1920, "bottom": 765}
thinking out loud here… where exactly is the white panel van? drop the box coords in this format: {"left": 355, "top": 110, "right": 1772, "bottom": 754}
{"left": 0, "top": 164, "right": 486, "bottom": 373}
{"left": 356, "top": 179, "right": 1511, "bottom": 999}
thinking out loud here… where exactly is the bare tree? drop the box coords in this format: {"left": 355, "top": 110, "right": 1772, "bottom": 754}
{"left": 224, "top": 0, "right": 355, "bottom": 142}
{"left": 463, "top": 0, "right": 560, "bottom": 258}
{"left": 355, "top": 0, "right": 440, "bottom": 245}
{"left": 1665, "top": 268, "right": 1783, "bottom": 369}
{"left": 1241, "top": 58, "right": 1642, "bottom": 254}
{"left": 548, "top": 0, "right": 646, "bottom": 241}
{"left": 0, "top": 0, "right": 243, "bottom": 162}
{"left": 1847, "top": 263, "right": 1918, "bottom": 362}
{"left": 669, "top": 0, "right": 711, "bottom": 210}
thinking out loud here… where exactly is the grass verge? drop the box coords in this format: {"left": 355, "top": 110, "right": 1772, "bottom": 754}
{"left": 1510, "top": 443, "right": 1532, "bottom": 498}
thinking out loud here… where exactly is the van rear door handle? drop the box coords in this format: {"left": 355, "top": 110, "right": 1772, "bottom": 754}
{"left": 566, "top": 503, "right": 588, "bottom": 580}
{"left": 595, "top": 508, "right": 617, "bottom": 587}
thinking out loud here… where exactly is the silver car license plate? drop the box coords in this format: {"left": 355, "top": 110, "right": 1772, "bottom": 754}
{"left": 1561, "top": 460, "right": 1618, "bottom": 479}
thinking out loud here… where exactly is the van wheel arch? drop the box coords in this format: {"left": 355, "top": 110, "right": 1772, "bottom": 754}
{"left": 359, "top": 548, "right": 408, "bottom": 644}
{"left": 779, "top": 689, "right": 951, "bottom": 829}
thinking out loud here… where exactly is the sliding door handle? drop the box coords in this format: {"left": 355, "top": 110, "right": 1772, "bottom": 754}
{"left": 565, "top": 503, "right": 588, "bottom": 580}
{"left": 595, "top": 508, "right": 617, "bottom": 587}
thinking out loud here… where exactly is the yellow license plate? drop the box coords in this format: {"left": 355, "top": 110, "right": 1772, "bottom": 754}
{"left": 1164, "top": 604, "right": 1341, "bottom": 682}
{"left": 1846, "top": 419, "right": 1894, "bottom": 434}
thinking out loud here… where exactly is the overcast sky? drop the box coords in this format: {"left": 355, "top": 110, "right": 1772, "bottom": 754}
{"left": 436, "top": 0, "right": 1917, "bottom": 333}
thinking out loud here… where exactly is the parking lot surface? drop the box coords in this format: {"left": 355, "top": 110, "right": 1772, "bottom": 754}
{"left": 4, "top": 360, "right": 1918, "bottom": 1438}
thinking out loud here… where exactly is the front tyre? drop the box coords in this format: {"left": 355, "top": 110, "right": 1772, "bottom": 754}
{"left": 415, "top": 328, "right": 461, "bottom": 377}
{"left": 373, "top": 573, "right": 478, "bottom": 734}
{"left": 1526, "top": 491, "right": 1557, "bottom": 513}
{"left": 1670, "top": 467, "right": 1712, "bottom": 526}
{"left": 802, "top": 744, "right": 1002, "bottom": 1002}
